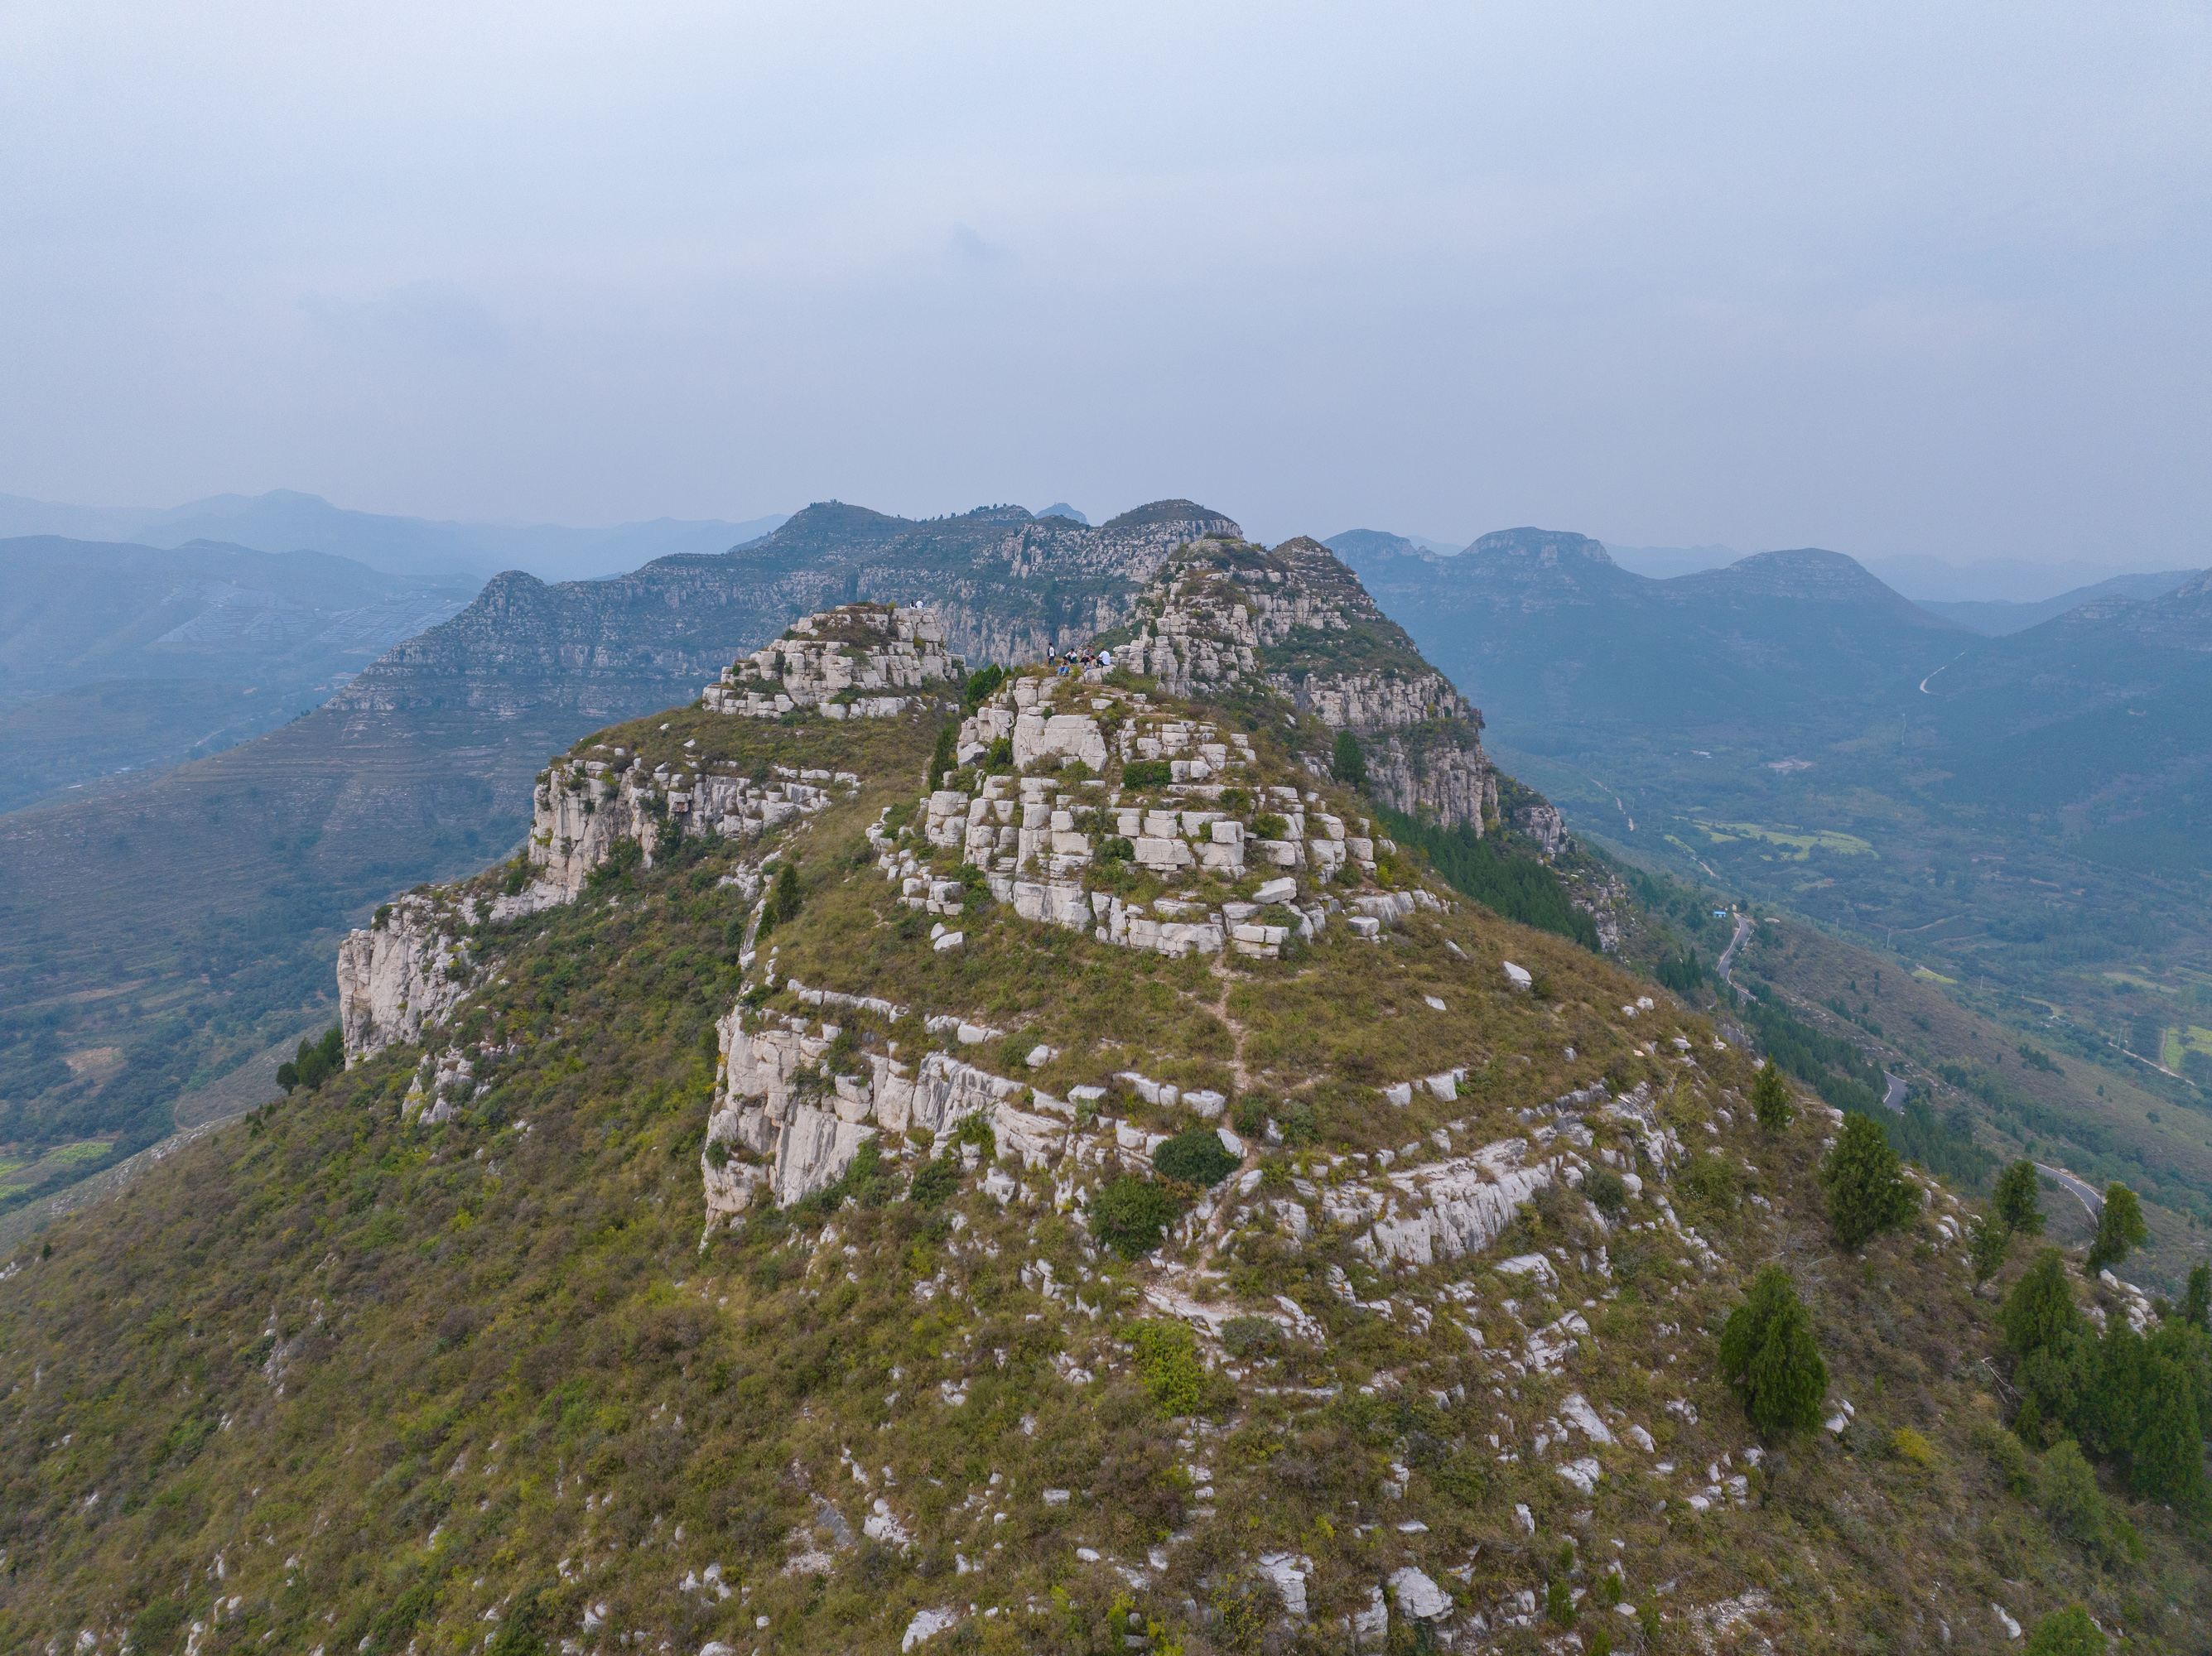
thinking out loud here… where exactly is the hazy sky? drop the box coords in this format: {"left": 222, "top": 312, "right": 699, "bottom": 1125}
{"left": 3, "top": 2, "right": 2206, "bottom": 562}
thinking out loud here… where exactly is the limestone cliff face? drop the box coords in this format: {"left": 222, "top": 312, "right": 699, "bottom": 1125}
{"left": 528, "top": 749, "right": 855, "bottom": 898}
{"left": 702, "top": 603, "right": 956, "bottom": 720}
{"left": 336, "top": 894, "right": 473, "bottom": 1062}
{"left": 1106, "top": 534, "right": 1497, "bottom": 830}
{"left": 703, "top": 1004, "right": 1077, "bottom": 1217}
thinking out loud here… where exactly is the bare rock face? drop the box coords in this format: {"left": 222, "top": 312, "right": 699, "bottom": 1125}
{"left": 701, "top": 1004, "right": 1077, "bottom": 1220}
{"left": 1109, "top": 534, "right": 1498, "bottom": 830}
{"left": 703, "top": 603, "right": 956, "bottom": 720}
{"left": 336, "top": 894, "right": 472, "bottom": 1062}
{"left": 528, "top": 744, "right": 858, "bottom": 900}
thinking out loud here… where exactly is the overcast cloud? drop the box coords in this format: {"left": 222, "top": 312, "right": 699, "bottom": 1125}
{"left": 1, "top": 1, "right": 2205, "bottom": 562}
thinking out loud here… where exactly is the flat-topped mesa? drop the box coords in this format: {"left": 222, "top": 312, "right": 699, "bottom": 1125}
{"left": 702, "top": 602, "right": 957, "bottom": 720}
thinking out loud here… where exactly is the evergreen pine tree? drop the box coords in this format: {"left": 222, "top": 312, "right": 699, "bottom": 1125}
{"left": 1819, "top": 1114, "right": 1916, "bottom": 1249}
{"left": 1993, "top": 1160, "right": 2046, "bottom": 1236}
{"left": 1718, "top": 1264, "right": 1829, "bottom": 1436}
{"left": 2085, "top": 1182, "right": 2149, "bottom": 1275}
{"left": 1968, "top": 1214, "right": 2012, "bottom": 1285}
{"left": 1332, "top": 729, "right": 1366, "bottom": 793}
{"left": 2184, "top": 1261, "right": 2211, "bottom": 1331}
{"left": 2000, "top": 1248, "right": 2083, "bottom": 1356}
{"left": 2120, "top": 1350, "right": 2206, "bottom": 1506}
{"left": 1751, "top": 1061, "right": 1793, "bottom": 1132}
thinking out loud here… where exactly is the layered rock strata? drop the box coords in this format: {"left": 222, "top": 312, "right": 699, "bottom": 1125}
{"left": 702, "top": 602, "right": 955, "bottom": 719}
{"left": 528, "top": 752, "right": 854, "bottom": 898}
{"left": 335, "top": 893, "right": 473, "bottom": 1062}
{"left": 1110, "top": 535, "right": 1499, "bottom": 830}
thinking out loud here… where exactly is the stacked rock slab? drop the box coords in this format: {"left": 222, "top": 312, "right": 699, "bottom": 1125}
{"left": 529, "top": 750, "right": 854, "bottom": 898}
{"left": 874, "top": 671, "right": 1348, "bottom": 960}
{"left": 701, "top": 602, "right": 956, "bottom": 719}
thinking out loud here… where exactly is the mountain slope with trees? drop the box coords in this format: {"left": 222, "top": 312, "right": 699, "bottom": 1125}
{"left": 0, "top": 562, "right": 2203, "bottom": 1653}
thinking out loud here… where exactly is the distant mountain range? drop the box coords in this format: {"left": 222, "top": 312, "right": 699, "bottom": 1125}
{"left": 1914, "top": 569, "right": 2200, "bottom": 634}
{"left": 1337, "top": 526, "right": 2199, "bottom": 606}
{"left": 0, "top": 536, "right": 480, "bottom": 812}
{"left": 0, "top": 489, "right": 787, "bottom": 585}
{"left": 0, "top": 499, "right": 1239, "bottom": 1182}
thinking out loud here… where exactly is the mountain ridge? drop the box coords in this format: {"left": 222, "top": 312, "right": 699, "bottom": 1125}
{"left": 0, "top": 548, "right": 2202, "bottom": 1651}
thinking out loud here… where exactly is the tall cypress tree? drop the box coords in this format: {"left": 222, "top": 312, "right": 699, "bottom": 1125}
{"left": 2086, "top": 1183, "right": 2149, "bottom": 1275}
{"left": 1718, "top": 1264, "right": 1828, "bottom": 1436}
{"left": 1820, "top": 1114, "right": 1916, "bottom": 1249}
{"left": 1993, "top": 1160, "right": 2046, "bottom": 1236}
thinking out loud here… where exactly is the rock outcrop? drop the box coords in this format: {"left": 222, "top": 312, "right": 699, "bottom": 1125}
{"left": 702, "top": 603, "right": 956, "bottom": 719}
{"left": 528, "top": 752, "right": 855, "bottom": 898}
{"left": 335, "top": 893, "right": 473, "bottom": 1062}
{"left": 1107, "top": 534, "right": 1500, "bottom": 830}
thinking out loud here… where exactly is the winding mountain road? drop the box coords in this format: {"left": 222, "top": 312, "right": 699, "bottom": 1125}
{"left": 1715, "top": 912, "right": 1754, "bottom": 987}
{"left": 2036, "top": 1163, "right": 2104, "bottom": 1219}
{"left": 1882, "top": 1071, "right": 1908, "bottom": 1114}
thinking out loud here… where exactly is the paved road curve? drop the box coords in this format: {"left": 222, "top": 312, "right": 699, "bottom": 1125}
{"left": 1715, "top": 912, "right": 1754, "bottom": 988}
{"left": 2036, "top": 1163, "right": 2104, "bottom": 1219}
{"left": 1882, "top": 1071, "right": 1907, "bottom": 1114}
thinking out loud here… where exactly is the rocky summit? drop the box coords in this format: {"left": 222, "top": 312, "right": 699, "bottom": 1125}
{"left": 0, "top": 532, "right": 2203, "bottom": 1655}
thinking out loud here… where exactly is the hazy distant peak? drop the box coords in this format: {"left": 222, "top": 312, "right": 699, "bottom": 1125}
{"left": 1466, "top": 527, "right": 1613, "bottom": 565}
{"left": 1675, "top": 546, "right": 1961, "bottom": 626}
{"left": 771, "top": 501, "right": 915, "bottom": 542}
{"left": 1323, "top": 528, "right": 1434, "bottom": 563}
{"left": 1037, "top": 503, "right": 1088, "bottom": 525}
{"left": 1101, "top": 498, "right": 1240, "bottom": 535}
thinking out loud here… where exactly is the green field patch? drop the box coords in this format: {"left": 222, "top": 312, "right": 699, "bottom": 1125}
{"left": 38, "top": 1142, "right": 113, "bottom": 1167}
{"left": 1911, "top": 965, "right": 1958, "bottom": 984}
{"left": 1695, "top": 820, "right": 1875, "bottom": 860}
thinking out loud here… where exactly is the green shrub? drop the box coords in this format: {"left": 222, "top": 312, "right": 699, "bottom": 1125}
{"left": 2036, "top": 1438, "right": 2118, "bottom": 1559}
{"left": 1129, "top": 1319, "right": 1209, "bottom": 1415}
{"left": 1332, "top": 729, "right": 1366, "bottom": 792}
{"left": 1153, "top": 1126, "right": 1237, "bottom": 1187}
{"left": 1583, "top": 1167, "right": 1626, "bottom": 1217}
{"left": 1970, "top": 1416, "right": 2031, "bottom": 1495}
{"left": 2024, "top": 1605, "right": 2104, "bottom": 1656}
{"left": 1122, "top": 759, "right": 1171, "bottom": 787}
{"left": 1091, "top": 1177, "right": 1181, "bottom": 1259}
{"left": 1221, "top": 1316, "right": 1282, "bottom": 1360}
{"left": 1718, "top": 1264, "right": 1828, "bottom": 1435}
{"left": 908, "top": 1156, "right": 959, "bottom": 1206}
{"left": 926, "top": 724, "right": 957, "bottom": 791}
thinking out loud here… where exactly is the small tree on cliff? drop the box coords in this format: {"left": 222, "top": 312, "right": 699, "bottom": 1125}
{"left": 1820, "top": 1113, "right": 1916, "bottom": 1249}
{"left": 1751, "top": 1061, "right": 1793, "bottom": 1133}
{"left": 1332, "top": 729, "right": 1367, "bottom": 793}
{"left": 2086, "top": 1182, "right": 2149, "bottom": 1275}
{"left": 1718, "top": 1264, "right": 1828, "bottom": 1436}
